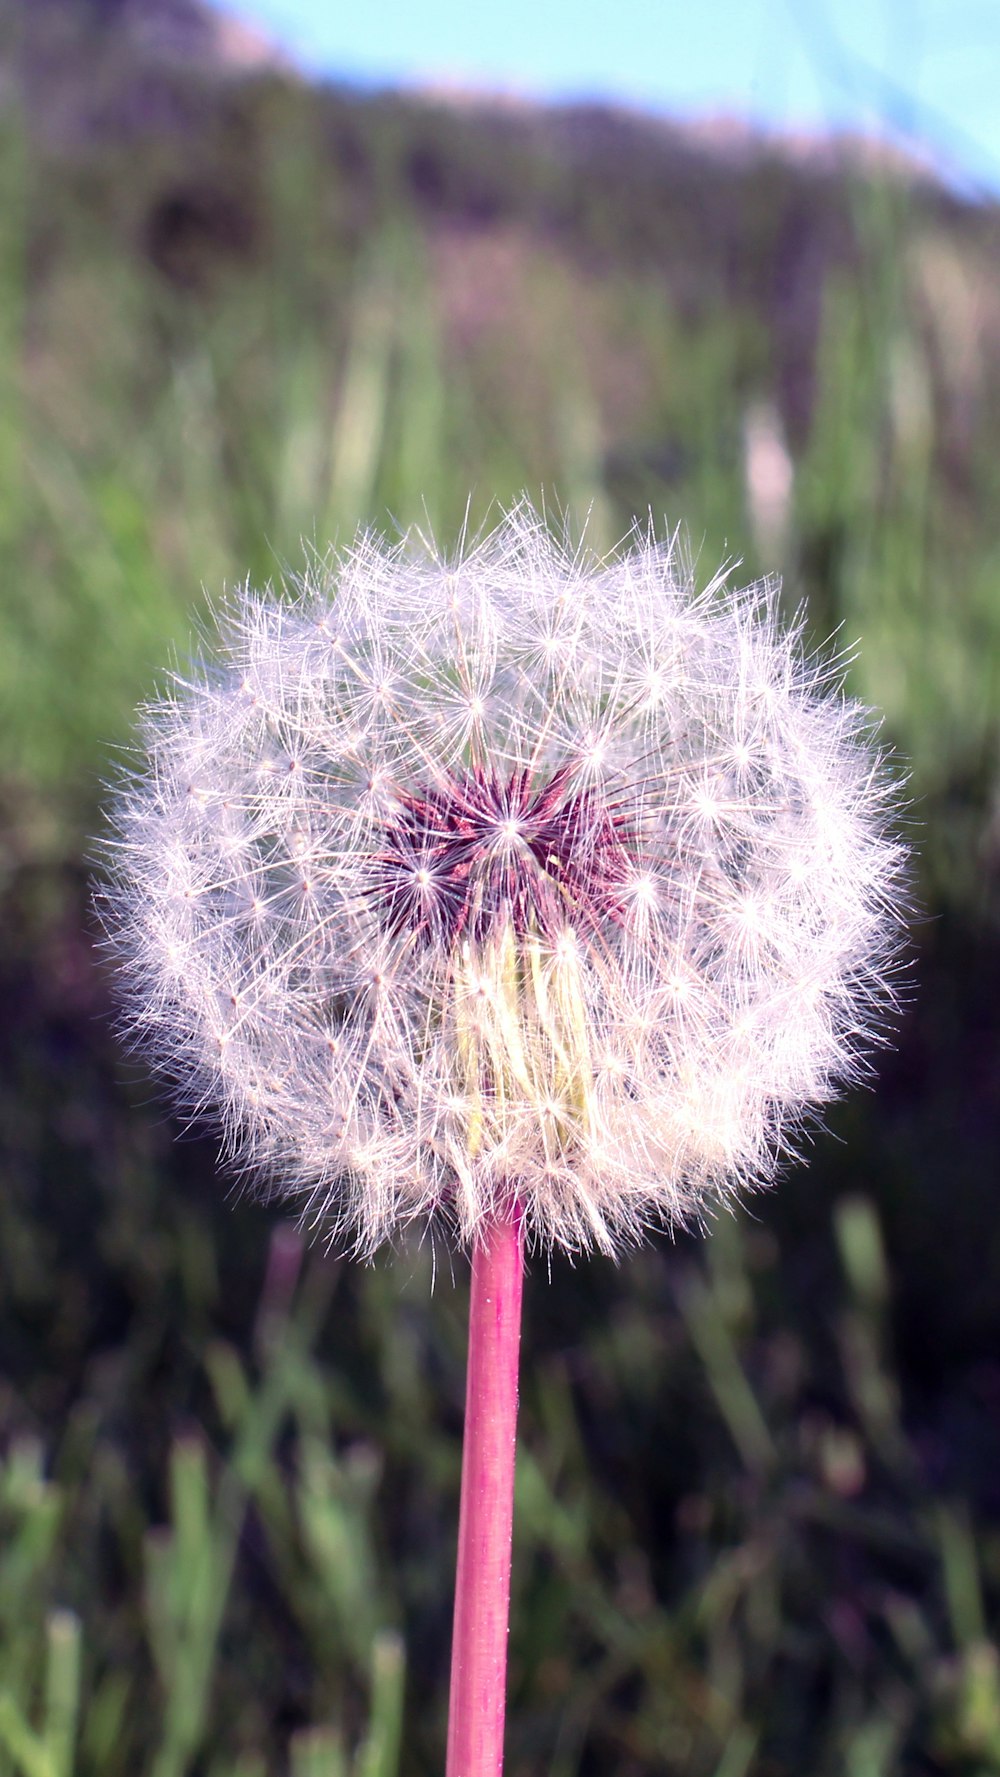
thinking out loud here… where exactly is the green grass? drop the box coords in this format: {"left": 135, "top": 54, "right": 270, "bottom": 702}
{"left": 2, "top": 50, "right": 1000, "bottom": 1775}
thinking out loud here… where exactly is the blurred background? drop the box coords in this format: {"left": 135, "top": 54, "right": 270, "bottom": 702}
{"left": 1, "top": 0, "right": 999, "bottom": 1772}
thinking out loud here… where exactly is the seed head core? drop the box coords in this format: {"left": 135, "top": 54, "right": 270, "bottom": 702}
{"left": 374, "top": 764, "right": 634, "bottom": 951}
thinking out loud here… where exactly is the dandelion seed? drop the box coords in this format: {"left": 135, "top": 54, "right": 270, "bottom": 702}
{"left": 100, "top": 505, "right": 906, "bottom": 1259}
{"left": 98, "top": 501, "right": 907, "bottom": 1777}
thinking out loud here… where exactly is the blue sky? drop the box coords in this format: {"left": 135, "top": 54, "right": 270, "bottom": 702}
{"left": 212, "top": 0, "right": 1000, "bottom": 197}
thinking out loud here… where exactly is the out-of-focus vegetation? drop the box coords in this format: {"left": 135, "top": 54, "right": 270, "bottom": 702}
{"left": 2, "top": 2, "right": 1000, "bottom": 1772}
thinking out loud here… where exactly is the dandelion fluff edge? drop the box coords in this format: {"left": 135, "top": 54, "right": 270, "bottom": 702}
{"left": 100, "top": 509, "right": 907, "bottom": 1256}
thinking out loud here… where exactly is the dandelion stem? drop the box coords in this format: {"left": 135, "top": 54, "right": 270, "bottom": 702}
{"left": 446, "top": 1204, "right": 525, "bottom": 1777}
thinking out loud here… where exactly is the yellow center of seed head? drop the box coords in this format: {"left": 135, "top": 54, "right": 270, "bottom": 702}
{"left": 450, "top": 917, "right": 596, "bottom": 1166}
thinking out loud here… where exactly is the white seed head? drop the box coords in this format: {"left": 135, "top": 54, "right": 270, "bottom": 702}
{"left": 99, "top": 506, "right": 907, "bottom": 1256}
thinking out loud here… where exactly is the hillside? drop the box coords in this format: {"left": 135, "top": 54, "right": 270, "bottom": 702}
{"left": 1, "top": 0, "right": 999, "bottom": 875}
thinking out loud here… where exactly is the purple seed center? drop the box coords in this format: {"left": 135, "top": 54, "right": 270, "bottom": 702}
{"left": 372, "top": 765, "right": 634, "bottom": 949}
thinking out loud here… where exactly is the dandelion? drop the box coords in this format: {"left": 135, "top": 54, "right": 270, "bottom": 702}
{"left": 100, "top": 504, "right": 905, "bottom": 1776}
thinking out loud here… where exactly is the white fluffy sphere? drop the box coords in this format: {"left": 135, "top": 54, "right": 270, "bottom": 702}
{"left": 101, "top": 509, "right": 906, "bottom": 1255}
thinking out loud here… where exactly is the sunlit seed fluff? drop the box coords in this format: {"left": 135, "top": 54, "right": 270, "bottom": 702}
{"left": 100, "top": 506, "right": 907, "bottom": 1257}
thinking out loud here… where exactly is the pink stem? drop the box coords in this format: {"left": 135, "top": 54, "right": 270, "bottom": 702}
{"left": 446, "top": 1206, "right": 526, "bottom": 1777}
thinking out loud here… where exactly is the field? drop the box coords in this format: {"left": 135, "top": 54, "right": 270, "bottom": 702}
{"left": 2, "top": 8, "right": 1000, "bottom": 1773}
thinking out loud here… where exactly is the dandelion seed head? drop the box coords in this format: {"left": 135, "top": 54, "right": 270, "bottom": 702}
{"left": 100, "top": 506, "right": 907, "bottom": 1256}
